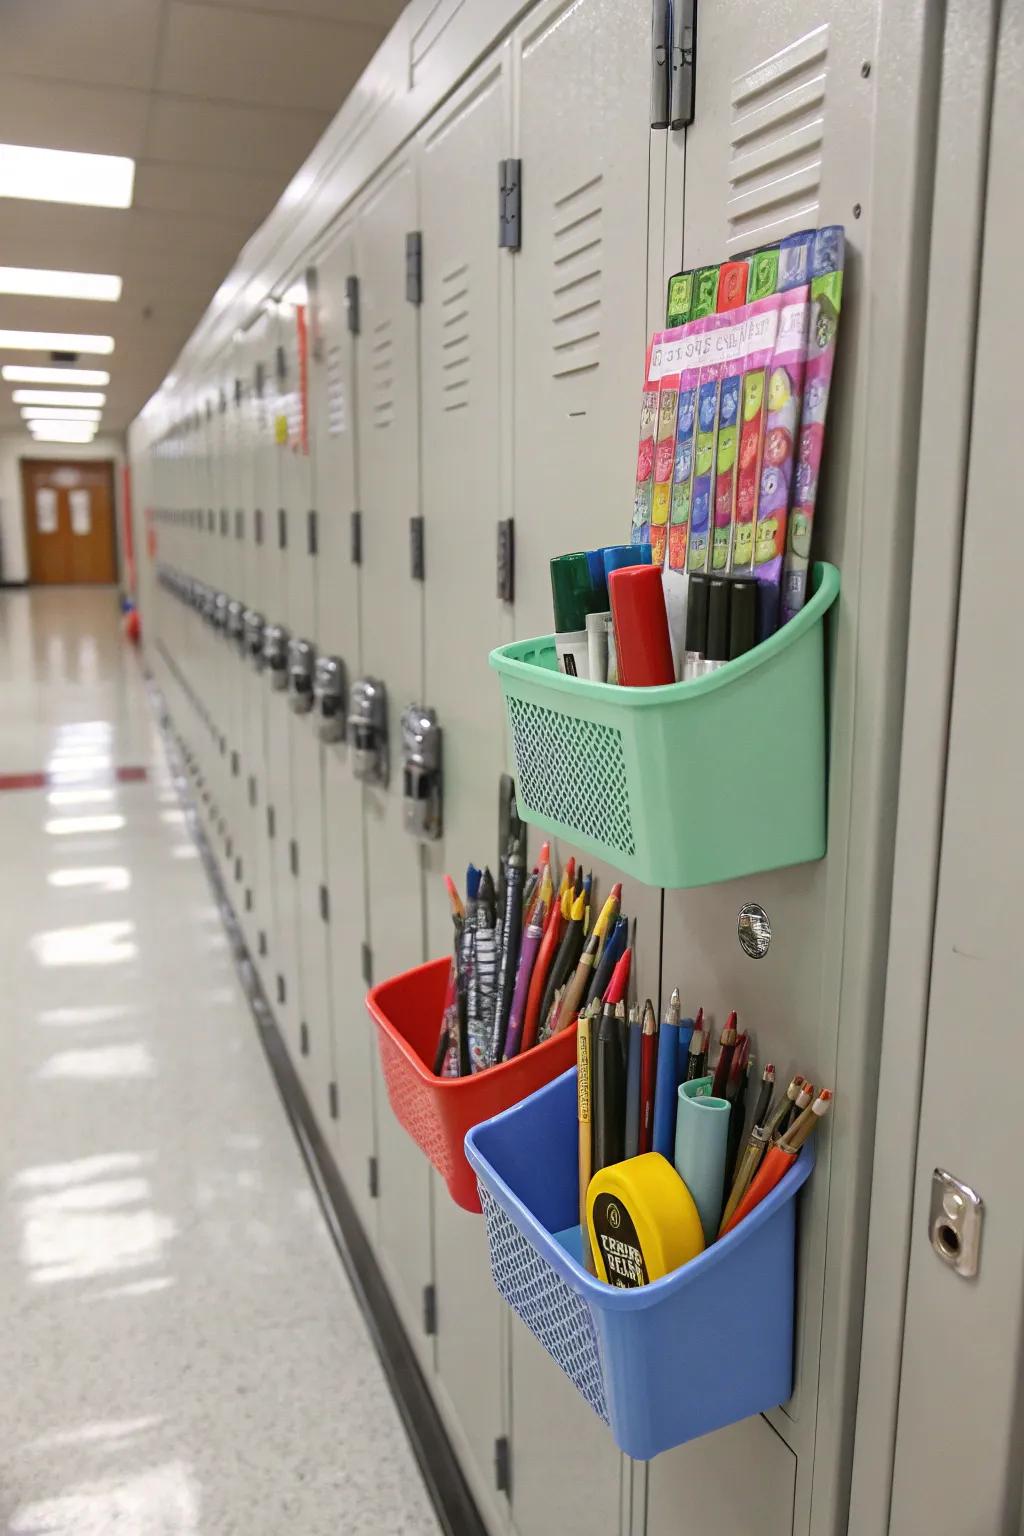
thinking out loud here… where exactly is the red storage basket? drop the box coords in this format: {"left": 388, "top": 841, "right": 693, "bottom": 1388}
{"left": 367, "top": 956, "right": 579, "bottom": 1212}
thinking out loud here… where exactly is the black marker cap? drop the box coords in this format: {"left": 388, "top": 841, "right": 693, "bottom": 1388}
{"left": 684, "top": 572, "right": 709, "bottom": 655}
{"left": 729, "top": 577, "right": 757, "bottom": 659}
{"left": 706, "top": 578, "right": 731, "bottom": 663}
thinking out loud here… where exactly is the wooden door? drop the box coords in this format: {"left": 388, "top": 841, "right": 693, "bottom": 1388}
{"left": 21, "top": 459, "right": 118, "bottom": 584}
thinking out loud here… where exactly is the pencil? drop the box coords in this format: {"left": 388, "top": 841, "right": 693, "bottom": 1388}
{"left": 638, "top": 999, "right": 658, "bottom": 1154}
{"left": 711, "top": 1010, "right": 738, "bottom": 1098}
{"left": 577, "top": 1008, "right": 594, "bottom": 1271}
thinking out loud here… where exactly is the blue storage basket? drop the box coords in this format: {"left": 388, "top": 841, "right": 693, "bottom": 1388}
{"left": 465, "top": 1067, "right": 813, "bottom": 1461}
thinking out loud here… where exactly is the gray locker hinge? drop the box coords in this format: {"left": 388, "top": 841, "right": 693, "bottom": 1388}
{"left": 299, "top": 1021, "right": 309, "bottom": 1056}
{"left": 498, "top": 160, "right": 522, "bottom": 250}
{"left": 275, "top": 343, "right": 286, "bottom": 383}
{"left": 494, "top": 1436, "right": 511, "bottom": 1496}
{"left": 422, "top": 1284, "right": 437, "bottom": 1336}
{"left": 497, "top": 517, "right": 514, "bottom": 602}
{"left": 670, "top": 0, "right": 698, "bottom": 129}
{"left": 289, "top": 837, "right": 299, "bottom": 877}
{"left": 351, "top": 509, "right": 362, "bottom": 565}
{"left": 235, "top": 508, "right": 244, "bottom": 540}
{"left": 319, "top": 883, "right": 329, "bottom": 923}
{"left": 231, "top": 748, "right": 239, "bottom": 777}
{"left": 307, "top": 508, "right": 318, "bottom": 556}
{"left": 409, "top": 515, "right": 425, "bottom": 581}
{"left": 255, "top": 361, "right": 265, "bottom": 396}
{"left": 405, "top": 231, "right": 423, "bottom": 305}
{"left": 367, "top": 1154, "right": 378, "bottom": 1195}
{"left": 361, "top": 941, "right": 373, "bottom": 986}
{"left": 207, "top": 508, "right": 214, "bottom": 532}
{"left": 276, "top": 973, "right": 286, "bottom": 1005}
{"left": 267, "top": 804, "right": 275, "bottom": 839}
{"left": 254, "top": 508, "right": 264, "bottom": 546}
{"left": 248, "top": 774, "right": 257, "bottom": 808}
{"left": 345, "top": 275, "right": 360, "bottom": 335}
{"left": 278, "top": 507, "right": 287, "bottom": 550}
{"left": 219, "top": 507, "right": 228, "bottom": 536}
{"left": 651, "top": 0, "right": 670, "bottom": 127}
{"left": 329, "top": 1082, "right": 339, "bottom": 1120}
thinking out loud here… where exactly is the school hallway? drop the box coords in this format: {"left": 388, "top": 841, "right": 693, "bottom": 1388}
{"left": 0, "top": 584, "right": 440, "bottom": 1536}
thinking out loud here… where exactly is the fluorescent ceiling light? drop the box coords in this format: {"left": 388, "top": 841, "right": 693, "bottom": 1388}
{"left": 30, "top": 427, "right": 98, "bottom": 443}
{"left": 22, "top": 407, "right": 102, "bottom": 422}
{"left": 3, "top": 365, "right": 109, "bottom": 385}
{"left": 13, "top": 389, "right": 106, "bottom": 406}
{"left": 0, "top": 268, "right": 122, "bottom": 302}
{"left": 0, "top": 329, "right": 114, "bottom": 354}
{"left": 0, "top": 144, "right": 134, "bottom": 209}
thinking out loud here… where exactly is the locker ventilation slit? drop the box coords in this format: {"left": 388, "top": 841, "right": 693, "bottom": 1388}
{"left": 727, "top": 24, "right": 828, "bottom": 250}
{"left": 494, "top": 1436, "right": 511, "bottom": 1496}
{"left": 326, "top": 345, "right": 349, "bottom": 436}
{"left": 371, "top": 320, "right": 395, "bottom": 429}
{"left": 505, "top": 696, "right": 635, "bottom": 858}
{"left": 440, "top": 260, "right": 471, "bottom": 412}
{"left": 422, "top": 1284, "right": 437, "bottom": 1337}
{"left": 551, "top": 172, "right": 603, "bottom": 384}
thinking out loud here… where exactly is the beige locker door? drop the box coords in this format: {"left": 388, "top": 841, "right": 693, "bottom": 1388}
{"left": 888, "top": 8, "right": 1023, "bottom": 1528}
{"left": 416, "top": 50, "right": 515, "bottom": 1528}
{"left": 352, "top": 157, "right": 434, "bottom": 1363}
{"left": 308, "top": 226, "right": 379, "bottom": 1237}
{"left": 507, "top": 2, "right": 654, "bottom": 1532}
{"left": 277, "top": 294, "right": 335, "bottom": 1125}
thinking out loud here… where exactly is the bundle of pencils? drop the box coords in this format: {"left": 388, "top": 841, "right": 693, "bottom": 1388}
{"left": 433, "top": 842, "right": 628, "bottom": 1078}
{"left": 576, "top": 981, "right": 832, "bottom": 1274}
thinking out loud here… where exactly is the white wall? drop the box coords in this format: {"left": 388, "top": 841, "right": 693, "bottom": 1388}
{"left": 0, "top": 433, "right": 126, "bottom": 584}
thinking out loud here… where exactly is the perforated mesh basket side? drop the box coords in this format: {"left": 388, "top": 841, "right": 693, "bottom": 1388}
{"left": 376, "top": 1025, "right": 455, "bottom": 1186}
{"left": 504, "top": 695, "right": 635, "bottom": 860}
{"left": 478, "top": 1183, "right": 608, "bottom": 1423}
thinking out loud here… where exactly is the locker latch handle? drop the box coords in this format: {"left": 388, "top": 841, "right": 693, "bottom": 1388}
{"left": 288, "top": 638, "right": 316, "bottom": 715}
{"left": 348, "top": 677, "right": 388, "bottom": 786}
{"left": 314, "top": 655, "right": 347, "bottom": 743}
{"left": 670, "top": 0, "right": 698, "bottom": 130}
{"left": 400, "top": 704, "right": 443, "bottom": 842}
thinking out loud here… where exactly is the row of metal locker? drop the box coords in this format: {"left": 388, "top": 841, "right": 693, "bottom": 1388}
{"left": 128, "top": 0, "right": 965, "bottom": 1531}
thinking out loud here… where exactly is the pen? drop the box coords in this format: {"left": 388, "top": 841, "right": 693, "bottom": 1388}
{"left": 501, "top": 895, "right": 547, "bottom": 1061}
{"left": 721, "top": 1090, "right": 832, "bottom": 1236}
{"left": 520, "top": 876, "right": 567, "bottom": 1052}
{"left": 684, "top": 1009, "right": 706, "bottom": 1081}
{"left": 539, "top": 888, "right": 587, "bottom": 1039}
{"left": 653, "top": 987, "right": 682, "bottom": 1160}
{"left": 638, "top": 999, "right": 658, "bottom": 1154}
{"left": 752, "top": 1062, "right": 775, "bottom": 1130}
{"left": 723, "top": 1033, "right": 750, "bottom": 1186}
{"left": 781, "top": 1079, "right": 814, "bottom": 1138}
{"left": 762, "top": 1075, "right": 803, "bottom": 1142}
{"left": 587, "top": 913, "right": 627, "bottom": 1006}
{"left": 490, "top": 851, "right": 525, "bottom": 1063}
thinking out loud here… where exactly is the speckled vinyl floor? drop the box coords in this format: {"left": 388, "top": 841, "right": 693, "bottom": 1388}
{"left": 0, "top": 586, "right": 441, "bottom": 1536}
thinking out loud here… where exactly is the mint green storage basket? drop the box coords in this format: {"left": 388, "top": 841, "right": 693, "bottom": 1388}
{"left": 489, "top": 562, "right": 839, "bottom": 889}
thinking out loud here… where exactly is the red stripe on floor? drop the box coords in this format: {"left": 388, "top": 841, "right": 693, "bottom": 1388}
{"left": 0, "top": 766, "right": 149, "bottom": 792}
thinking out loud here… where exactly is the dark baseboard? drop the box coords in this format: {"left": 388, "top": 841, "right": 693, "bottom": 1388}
{"left": 150, "top": 683, "right": 488, "bottom": 1536}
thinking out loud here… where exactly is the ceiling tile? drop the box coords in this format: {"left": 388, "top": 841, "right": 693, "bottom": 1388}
{"left": 146, "top": 95, "right": 329, "bottom": 175}
{"left": 133, "top": 160, "right": 283, "bottom": 223}
{"left": 0, "top": 77, "right": 150, "bottom": 157}
{"left": 158, "top": 1, "right": 386, "bottom": 111}
{"left": 0, "top": 0, "right": 164, "bottom": 90}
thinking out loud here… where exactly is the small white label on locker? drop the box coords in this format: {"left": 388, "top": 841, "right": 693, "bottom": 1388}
{"left": 70, "top": 488, "right": 92, "bottom": 536}
{"left": 35, "top": 486, "right": 58, "bottom": 534}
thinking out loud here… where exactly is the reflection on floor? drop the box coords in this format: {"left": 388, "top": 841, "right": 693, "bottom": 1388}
{"left": 0, "top": 586, "right": 440, "bottom": 1536}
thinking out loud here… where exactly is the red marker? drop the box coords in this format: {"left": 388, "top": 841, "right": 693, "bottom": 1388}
{"left": 638, "top": 1000, "right": 658, "bottom": 1153}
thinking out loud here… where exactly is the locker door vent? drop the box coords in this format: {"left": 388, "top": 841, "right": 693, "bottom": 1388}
{"left": 727, "top": 24, "right": 828, "bottom": 250}
{"left": 326, "top": 344, "right": 349, "bottom": 435}
{"left": 422, "top": 1284, "right": 437, "bottom": 1336}
{"left": 494, "top": 1436, "right": 511, "bottom": 1496}
{"left": 299, "top": 1022, "right": 309, "bottom": 1056}
{"left": 551, "top": 173, "right": 604, "bottom": 382}
{"left": 367, "top": 1154, "right": 378, "bottom": 1195}
{"left": 440, "top": 259, "right": 471, "bottom": 413}
{"left": 370, "top": 319, "right": 395, "bottom": 429}
{"left": 329, "top": 1082, "right": 339, "bottom": 1120}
